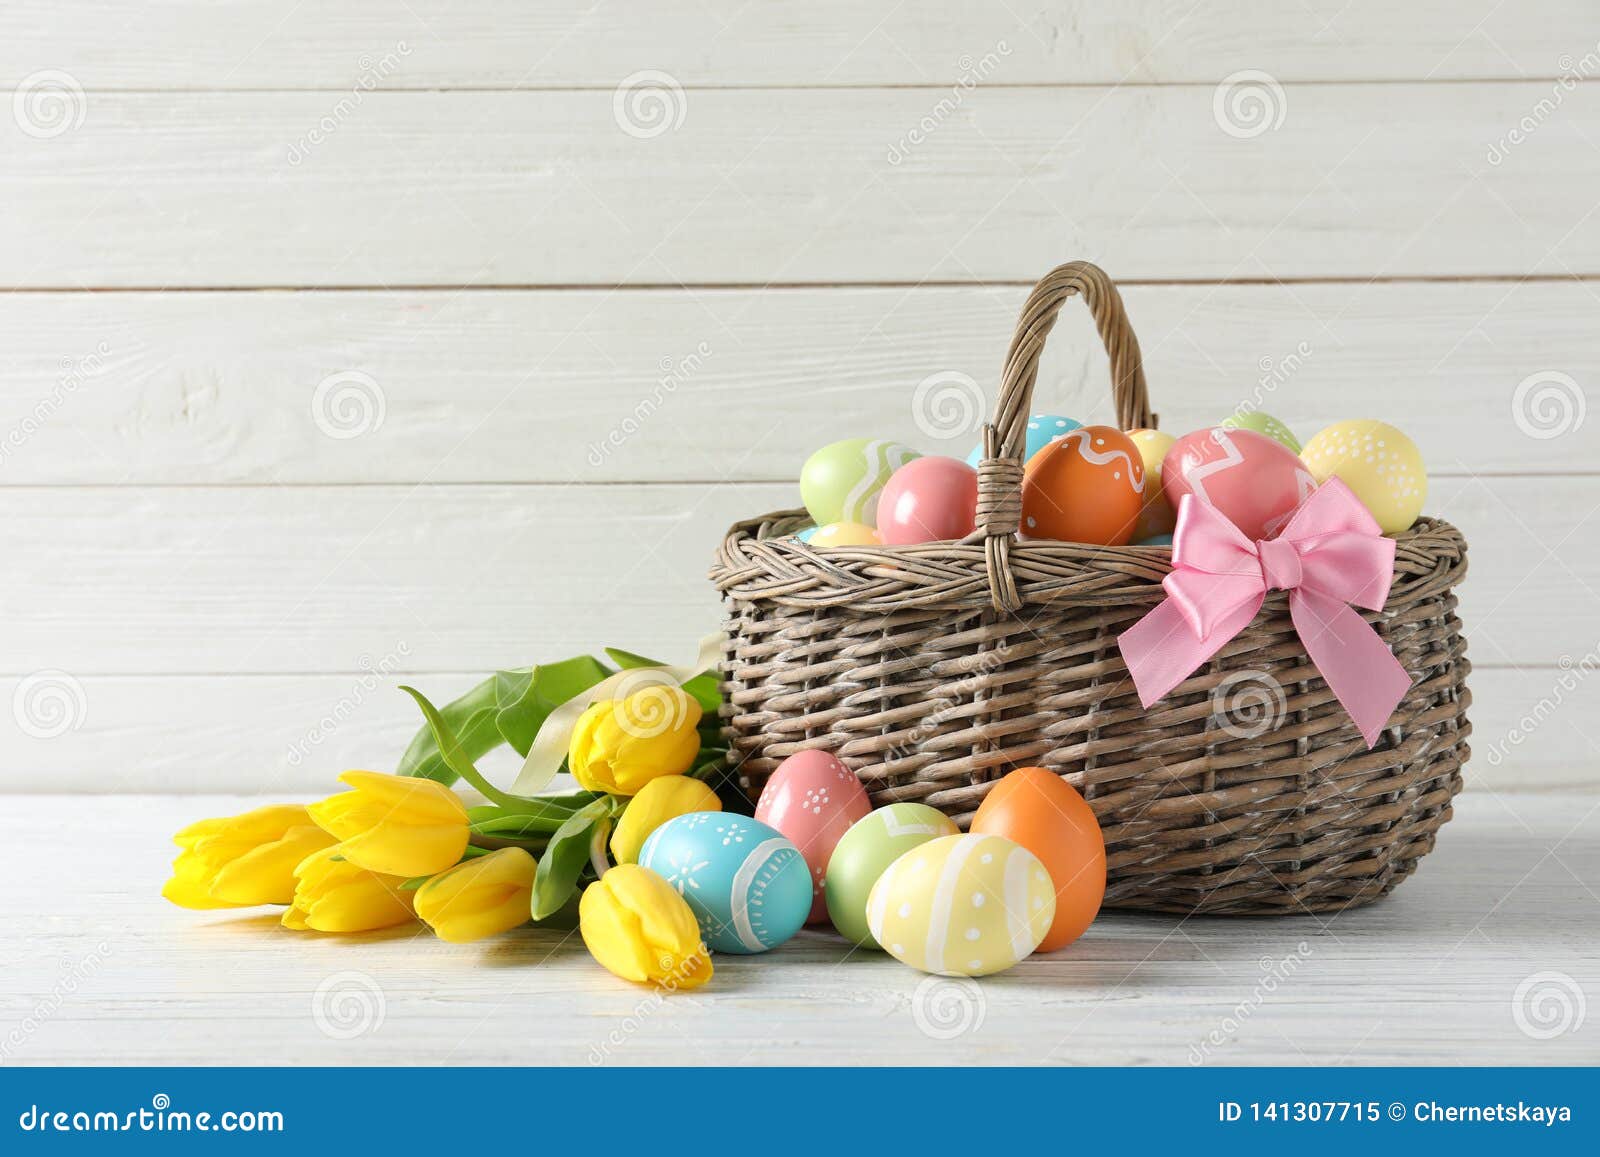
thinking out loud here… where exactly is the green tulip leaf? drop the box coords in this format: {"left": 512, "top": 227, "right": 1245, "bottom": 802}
{"left": 396, "top": 675, "right": 503, "bottom": 785}
{"left": 399, "top": 685, "right": 532, "bottom": 812}
{"left": 470, "top": 811, "right": 569, "bottom": 837}
{"left": 398, "top": 657, "right": 613, "bottom": 784}
{"left": 531, "top": 795, "right": 622, "bottom": 921}
{"left": 494, "top": 655, "right": 613, "bottom": 756}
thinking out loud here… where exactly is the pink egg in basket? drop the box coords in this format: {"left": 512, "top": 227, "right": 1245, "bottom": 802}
{"left": 1162, "top": 426, "right": 1317, "bottom": 541}
{"left": 754, "top": 750, "right": 872, "bottom": 923}
{"left": 876, "top": 456, "right": 979, "bottom": 545}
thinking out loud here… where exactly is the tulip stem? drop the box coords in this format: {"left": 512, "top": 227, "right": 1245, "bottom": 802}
{"left": 589, "top": 826, "right": 612, "bottom": 879}
{"left": 401, "top": 684, "right": 550, "bottom": 813}
{"left": 451, "top": 761, "right": 538, "bottom": 812}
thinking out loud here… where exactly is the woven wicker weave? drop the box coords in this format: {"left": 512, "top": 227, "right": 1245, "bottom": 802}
{"left": 711, "top": 262, "right": 1470, "bottom": 916}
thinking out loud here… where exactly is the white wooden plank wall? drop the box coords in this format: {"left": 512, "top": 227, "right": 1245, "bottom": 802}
{"left": 3, "top": 1, "right": 1597, "bottom": 793}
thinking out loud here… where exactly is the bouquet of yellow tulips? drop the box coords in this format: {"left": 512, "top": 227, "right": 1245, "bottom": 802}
{"left": 163, "top": 645, "right": 732, "bottom": 991}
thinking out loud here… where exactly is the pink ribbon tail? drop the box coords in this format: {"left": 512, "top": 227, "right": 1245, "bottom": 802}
{"left": 1118, "top": 594, "right": 1262, "bottom": 709}
{"left": 1290, "top": 588, "right": 1411, "bottom": 748}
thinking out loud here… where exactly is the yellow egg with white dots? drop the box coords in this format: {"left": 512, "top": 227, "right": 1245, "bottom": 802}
{"left": 1300, "top": 420, "right": 1427, "bottom": 535}
{"left": 866, "top": 833, "right": 1055, "bottom": 977}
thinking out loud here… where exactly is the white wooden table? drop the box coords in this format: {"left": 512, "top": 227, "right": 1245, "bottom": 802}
{"left": 5, "top": 791, "right": 1595, "bottom": 1066}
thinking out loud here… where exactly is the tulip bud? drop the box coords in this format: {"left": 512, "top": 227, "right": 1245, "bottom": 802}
{"left": 415, "top": 847, "right": 536, "bottom": 943}
{"left": 610, "top": 775, "right": 721, "bottom": 864}
{"left": 163, "top": 804, "right": 337, "bottom": 909}
{"left": 282, "top": 845, "right": 416, "bottom": 933}
{"left": 307, "top": 770, "right": 470, "bottom": 877}
{"left": 579, "top": 864, "right": 712, "bottom": 990}
{"left": 568, "top": 685, "right": 703, "bottom": 796}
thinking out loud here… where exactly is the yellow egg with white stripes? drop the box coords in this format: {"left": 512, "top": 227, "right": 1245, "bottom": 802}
{"left": 866, "top": 834, "right": 1055, "bottom": 977}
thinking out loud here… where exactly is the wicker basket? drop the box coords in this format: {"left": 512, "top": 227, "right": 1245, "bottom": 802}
{"left": 711, "top": 261, "right": 1470, "bottom": 916}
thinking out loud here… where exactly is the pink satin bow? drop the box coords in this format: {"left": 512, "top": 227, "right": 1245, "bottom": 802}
{"left": 1117, "top": 478, "right": 1410, "bottom": 747}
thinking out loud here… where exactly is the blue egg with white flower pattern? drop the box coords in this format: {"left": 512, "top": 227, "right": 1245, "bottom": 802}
{"left": 638, "top": 813, "right": 812, "bottom": 954}
{"left": 966, "top": 413, "right": 1082, "bottom": 466}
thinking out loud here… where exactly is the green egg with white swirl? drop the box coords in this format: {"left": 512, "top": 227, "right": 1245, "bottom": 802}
{"left": 800, "top": 438, "right": 921, "bottom": 529}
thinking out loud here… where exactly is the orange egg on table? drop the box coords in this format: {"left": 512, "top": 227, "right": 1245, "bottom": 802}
{"left": 1021, "top": 425, "right": 1144, "bottom": 545}
{"left": 970, "top": 767, "right": 1105, "bottom": 952}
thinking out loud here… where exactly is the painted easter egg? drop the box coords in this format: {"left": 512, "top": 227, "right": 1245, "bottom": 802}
{"left": 1136, "top": 533, "right": 1173, "bottom": 546}
{"left": 824, "top": 803, "right": 959, "bottom": 948}
{"left": 1220, "top": 410, "right": 1301, "bottom": 453}
{"left": 970, "top": 768, "right": 1105, "bottom": 953}
{"left": 1300, "top": 420, "right": 1427, "bottom": 535}
{"left": 755, "top": 751, "right": 871, "bottom": 923}
{"left": 1127, "top": 428, "right": 1177, "bottom": 540}
{"left": 808, "top": 521, "right": 882, "bottom": 547}
{"left": 867, "top": 834, "right": 1055, "bottom": 977}
{"left": 1021, "top": 425, "right": 1145, "bottom": 545}
{"left": 1163, "top": 427, "right": 1317, "bottom": 541}
{"left": 638, "top": 813, "right": 812, "bottom": 954}
{"left": 877, "top": 456, "right": 979, "bottom": 545}
{"left": 966, "top": 414, "right": 1082, "bottom": 467}
{"left": 801, "top": 439, "right": 921, "bottom": 528}
{"left": 795, "top": 525, "right": 817, "bottom": 542}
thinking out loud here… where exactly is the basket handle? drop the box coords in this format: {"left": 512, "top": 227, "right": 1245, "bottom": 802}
{"left": 976, "top": 261, "right": 1154, "bottom": 612}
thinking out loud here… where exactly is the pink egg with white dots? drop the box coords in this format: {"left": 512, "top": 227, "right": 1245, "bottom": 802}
{"left": 755, "top": 751, "right": 872, "bottom": 923}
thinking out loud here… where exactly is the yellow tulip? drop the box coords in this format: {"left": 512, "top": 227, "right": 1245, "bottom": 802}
{"left": 611, "top": 775, "right": 721, "bottom": 864}
{"left": 307, "top": 770, "right": 470, "bottom": 877}
{"left": 282, "top": 846, "right": 416, "bottom": 933}
{"left": 569, "top": 685, "right": 703, "bottom": 796}
{"left": 579, "top": 864, "right": 712, "bottom": 990}
{"left": 414, "top": 847, "right": 536, "bottom": 943}
{"left": 163, "top": 804, "right": 337, "bottom": 909}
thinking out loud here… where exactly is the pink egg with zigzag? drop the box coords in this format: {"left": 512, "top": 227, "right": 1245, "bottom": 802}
{"left": 1162, "top": 427, "right": 1317, "bottom": 541}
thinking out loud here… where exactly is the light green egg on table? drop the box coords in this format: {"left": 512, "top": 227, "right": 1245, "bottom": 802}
{"left": 1220, "top": 410, "right": 1301, "bottom": 453}
{"left": 824, "top": 802, "right": 959, "bottom": 948}
{"left": 800, "top": 438, "right": 920, "bottom": 528}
